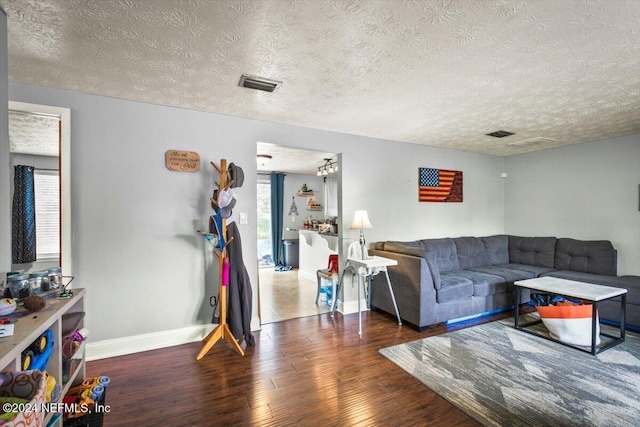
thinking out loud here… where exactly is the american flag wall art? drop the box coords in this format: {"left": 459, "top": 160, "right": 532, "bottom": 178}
{"left": 418, "top": 168, "right": 463, "bottom": 202}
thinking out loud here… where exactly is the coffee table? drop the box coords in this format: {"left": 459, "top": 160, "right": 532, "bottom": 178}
{"left": 514, "top": 277, "right": 626, "bottom": 355}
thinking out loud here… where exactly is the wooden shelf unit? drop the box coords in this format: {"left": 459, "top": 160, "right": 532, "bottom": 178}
{"left": 0, "top": 289, "right": 86, "bottom": 427}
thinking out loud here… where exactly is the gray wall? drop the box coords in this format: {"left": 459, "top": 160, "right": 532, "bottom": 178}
{"left": 504, "top": 134, "right": 640, "bottom": 275}
{"left": 7, "top": 82, "right": 506, "bottom": 343}
{"left": 0, "top": 11, "right": 9, "bottom": 279}
{"left": 11, "top": 153, "right": 58, "bottom": 169}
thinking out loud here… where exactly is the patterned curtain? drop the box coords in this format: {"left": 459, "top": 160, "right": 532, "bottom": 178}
{"left": 12, "top": 165, "right": 36, "bottom": 264}
{"left": 270, "top": 172, "right": 285, "bottom": 268}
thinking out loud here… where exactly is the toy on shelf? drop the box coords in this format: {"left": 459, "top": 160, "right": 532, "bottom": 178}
{"left": 62, "top": 328, "right": 88, "bottom": 360}
{"left": 22, "top": 295, "right": 46, "bottom": 312}
{"left": 63, "top": 376, "right": 110, "bottom": 419}
{"left": 58, "top": 275, "right": 75, "bottom": 299}
{"left": 20, "top": 330, "right": 53, "bottom": 371}
{"left": 0, "top": 298, "right": 16, "bottom": 316}
{"left": 44, "top": 371, "right": 61, "bottom": 403}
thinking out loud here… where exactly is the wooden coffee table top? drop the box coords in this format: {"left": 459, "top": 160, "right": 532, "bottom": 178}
{"left": 514, "top": 276, "right": 627, "bottom": 301}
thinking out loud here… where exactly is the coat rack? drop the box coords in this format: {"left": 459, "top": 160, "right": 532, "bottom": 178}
{"left": 197, "top": 158, "right": 244, "bottom": 359}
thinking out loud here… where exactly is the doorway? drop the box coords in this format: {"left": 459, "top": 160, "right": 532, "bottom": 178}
{"left": 256, "top": 143, "right": 340, "bottom": 324}
{"left": 8, "top": 101, "right": 72, "bottom": 274}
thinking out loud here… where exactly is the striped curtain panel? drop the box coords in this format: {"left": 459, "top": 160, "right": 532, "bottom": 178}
{"left": 12, "top": 165, "right": 37, "bottom": 264}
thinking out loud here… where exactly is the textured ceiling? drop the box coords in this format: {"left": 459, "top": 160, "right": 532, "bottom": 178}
{"left": 257, "top": 142, "right": 337, "bottom": 175}
{"left": 1, "top": 0, "right": 639, "bottom": 157}
{"left": 8, "top": 110, "right": 59, "bottom": 157}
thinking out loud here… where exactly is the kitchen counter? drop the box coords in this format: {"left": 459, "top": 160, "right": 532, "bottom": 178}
{"left": 295, "top": 229, "right": 338, "bottom": 281}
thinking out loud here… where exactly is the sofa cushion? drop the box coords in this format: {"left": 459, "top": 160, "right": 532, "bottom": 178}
{"left": 466, "top": 266, "right": 535, "bottom": 282}
{"left": 437, "top": 275, "right": 474, "bottom": 303}
{"left": 508, "top": 236, "right": 557, "bottom": 268}
{"left": 441, "top": 270, "right": 506, "bottom": 297}
{"left": 420, "top": 238, "right": 460, "bottom": 273}
{"left": 555, "top": 238, "right": 616, "bottom": 275}
{"left": 382, "top": 238, "right": 460, "bottom": 272}
{"left": 497, "top": 263, "right": 556, "bottom": 277}
{"left": 482, "top": 235, "right": 510, "bottom": 264}
{"left": 454, "top": 237, "right": 488, "bottom": 269}
{"left": 454, "top": 236, "right": 510, "bottom": 269}
{"left": 541, "top": 272, "right": 640, "bottom": 306}
{"left": 425, "top": 258, "right": 442, "bottom": 289}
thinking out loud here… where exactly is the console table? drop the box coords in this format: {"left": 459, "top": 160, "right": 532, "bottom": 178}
{"left": 347, "top": 256, "right": 402, "bottom": 335}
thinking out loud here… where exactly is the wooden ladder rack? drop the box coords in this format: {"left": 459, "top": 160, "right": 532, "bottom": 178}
{"left": 197, "top": 158, "right": 244, "bottom": 360}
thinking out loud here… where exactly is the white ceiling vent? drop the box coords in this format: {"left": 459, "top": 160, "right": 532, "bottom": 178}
{"left": 238, "top": 74, "right": 282, "bottom": 93}
{"left": 486, "top": 130, "right": 515, "bottom": 138}
{"left": 507, "top": 137, "right": 557, "bottom": 147}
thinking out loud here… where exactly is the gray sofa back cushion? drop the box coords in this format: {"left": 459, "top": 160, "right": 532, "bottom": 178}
{"left": 383, "top": 239, "right": 460, "bottom": 273}
{"left": 380, "top": 239, "right": 455, "bottom": 289}
{"left": 483, "top": 235, "right": 510, "bottom": 264}
{"left": 509, "top": 236, "right": 557, "bottom": 268}
{"left": 555, "top": 238, "right": 616, "bottom": 275}
{"left": 454, "top": 235, "right": 509, "bottom": 269}
{"left": 419, "top": 238, "right": 460, "bottom": 273}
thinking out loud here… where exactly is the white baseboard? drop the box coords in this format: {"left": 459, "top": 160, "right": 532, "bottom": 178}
{"left": 87, "top": 321, "right": 261, "bottom": 361}
{"left": 340, "top": 298, "right": 369, "bottom": 315}
{"left": 86, "top": 324, "right": 216, "bottom": 361}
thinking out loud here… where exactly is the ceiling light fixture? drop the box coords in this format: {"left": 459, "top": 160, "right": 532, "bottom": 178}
{"left": 239, "top": 74, "right": 282, "bottom": 93}
{"left": 257, "top": 154, "right": 272, "bottom": 166}
{"left": 317, "top": 158, "right": 338, "bottom": 176}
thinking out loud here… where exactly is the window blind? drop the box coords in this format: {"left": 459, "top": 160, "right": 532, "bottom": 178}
{"left": 34, "top": 169, "right": 60, "bottom": 259}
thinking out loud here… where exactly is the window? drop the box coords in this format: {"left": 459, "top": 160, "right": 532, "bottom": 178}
{"left": 257, "top": 179, "right": 274, "bottom": 267}
{"left": 34, "top": 169, "right": 60, "bottom": 259}
{"left": 324, "top": 177, "right": 338, "bottom": 217}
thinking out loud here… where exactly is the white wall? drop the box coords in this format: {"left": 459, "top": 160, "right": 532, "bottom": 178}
{"left": 504, "top": 134, "right": 640, "bottom": 275}
{"left": 344, "top": 140, "right": 506, "bottom": 242}
{"left": 0, "top": 11, "right": 10, "bottom": 279}
{"left": 7, "top": 82, "right": 506, "bottom": 351}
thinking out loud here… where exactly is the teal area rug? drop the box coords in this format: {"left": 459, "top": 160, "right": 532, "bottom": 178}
{"left": 379, "top": 319, "right": 640, "bottom": 427}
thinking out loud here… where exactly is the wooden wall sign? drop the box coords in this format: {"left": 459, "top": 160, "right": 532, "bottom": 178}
{"left": 165, "top": 150, "right": 201, "bottom": 172}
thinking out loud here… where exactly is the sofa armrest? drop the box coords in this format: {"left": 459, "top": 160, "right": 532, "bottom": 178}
{"left": 369, "top": 249, "right": 437, "bottom": 328}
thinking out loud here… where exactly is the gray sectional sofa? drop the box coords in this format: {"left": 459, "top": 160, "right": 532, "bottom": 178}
{"left": 369, "top": 235, "right": 639, "bottom": 331}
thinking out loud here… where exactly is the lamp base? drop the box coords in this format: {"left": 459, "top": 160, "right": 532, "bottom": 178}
{"left": 359, "top": 230, "right": 366, "bottom": 260}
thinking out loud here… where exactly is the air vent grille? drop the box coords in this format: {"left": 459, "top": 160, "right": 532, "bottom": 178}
{"left": 238, "top": 74, "right": 282, "bottom": 93}
{"left": 486, "top": 130, "right": 515, "bottom": 138}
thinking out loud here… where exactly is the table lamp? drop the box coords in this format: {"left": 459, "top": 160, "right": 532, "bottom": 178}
{"left": 350, "top": 210, "right": 372, "bottom": 259}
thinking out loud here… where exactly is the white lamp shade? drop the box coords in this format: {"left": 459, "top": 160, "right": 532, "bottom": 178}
{"left": 350, "top": 210, "right": 373, "bottom": 229}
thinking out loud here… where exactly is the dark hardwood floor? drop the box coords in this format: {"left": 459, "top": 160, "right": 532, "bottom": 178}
{"left": 87, "top": 310, "right": 514, "bottom": 426}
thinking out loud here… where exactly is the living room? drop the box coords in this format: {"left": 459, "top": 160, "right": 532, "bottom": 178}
{"left": 0, "top": 1, "right": 638, "bottom": 425}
